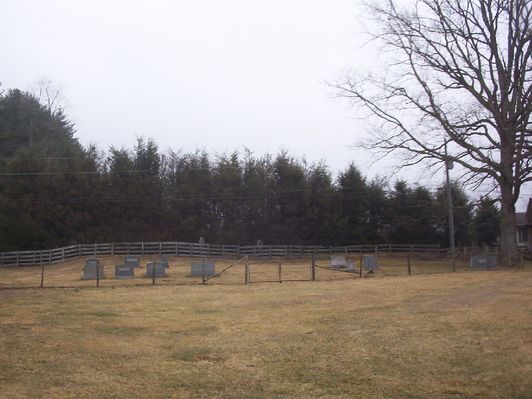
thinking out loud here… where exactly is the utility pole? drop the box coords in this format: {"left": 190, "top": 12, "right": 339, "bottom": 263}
{"left": 444, "top": 142, "right": 455, "bottom": 252}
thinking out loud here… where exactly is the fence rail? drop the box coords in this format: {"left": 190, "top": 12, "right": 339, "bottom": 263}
{"left": 0, "top": 241, "right": 446, "bottom": 267}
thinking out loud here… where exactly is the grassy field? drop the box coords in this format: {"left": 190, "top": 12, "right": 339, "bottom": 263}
{"left": 1, "top": 266, "right": 531, "bottom": 398}
{"left": 0, "top": 253, "right": 485, "bottom": 288}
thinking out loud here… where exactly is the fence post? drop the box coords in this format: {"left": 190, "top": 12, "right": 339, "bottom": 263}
{"left": 96, "top": 258, "right": 100, "bottom": 288}
{"left": 152, "top": 255, "right": 156, "bottom": 285}
{"left": 40, "top": 251, "right": 44, "bottom": 288}
{"left": 311, "top": 255, "right": 316, "bottom": 281}
{"left": 407, "top": 253, "right": 411, "bottom": 276}
{"left": 278, "top": 262, "right": 282, "bottom": 283}
{"left": 201, "top": 259, "right": 206, "bottom": 285}
{"left": 359, "top": 256, "right": 364, "bottom": 278}
{"left": 520, "top": 250, "right": 524, "bottom": 269}
{"left": 245, "top": 263, "right": 249, "bottom": 284}
{"left": 112, "top": 242, "right": 115, "bottom": 256}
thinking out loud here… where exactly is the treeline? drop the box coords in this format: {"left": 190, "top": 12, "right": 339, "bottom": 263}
{"left": 0, "top": 88, "right": 500, "bottom": 251}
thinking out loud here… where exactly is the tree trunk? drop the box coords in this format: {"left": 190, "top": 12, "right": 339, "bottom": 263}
{"left": 499, "top": 182, "right": 519, "bottom": 266}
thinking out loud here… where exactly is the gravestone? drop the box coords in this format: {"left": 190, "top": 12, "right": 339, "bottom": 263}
{"left": 362, "top": 255, "right": 378, "bottom": 272}
{"left": 124, "top": 255, "right": 140, "bottom": 268}
{"left": 331, "top": 256, "right": 348, "bottom": 268}
{"left": 146, "top": 261, "right": 167, "bottom": 277}
{"left": 470, "top": 255, "right": 496, "bottom": 270}
{"left": 189, "top": 261, "right": 216, "bottom": 277}
{"left": 82, "top": 258, "right": 104, "bottom": 280}
{"left": 160, "top": 255, "right": 170, "bottom": 268}
{"left": 114, "top": 264, "right": 135, "bottom": 279}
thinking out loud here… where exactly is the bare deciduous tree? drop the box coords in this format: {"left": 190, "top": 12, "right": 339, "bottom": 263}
{"left": 30, "top": 78, "right": 65, "bottom": 116}
{"left": 335, "top": 0, "right": 531, "bottom": 263}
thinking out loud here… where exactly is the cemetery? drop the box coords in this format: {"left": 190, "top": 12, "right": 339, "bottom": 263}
{"left": 0, "top": 250, "right": 523, "bottom": 289}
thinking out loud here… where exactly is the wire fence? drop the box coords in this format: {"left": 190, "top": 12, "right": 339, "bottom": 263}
{"left": 0, "top": 249, "right": 527, "bottom": 290}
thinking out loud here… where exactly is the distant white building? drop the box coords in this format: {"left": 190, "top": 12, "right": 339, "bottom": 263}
{"left": 516, "top": 198, "right": 531, "bottom": 253}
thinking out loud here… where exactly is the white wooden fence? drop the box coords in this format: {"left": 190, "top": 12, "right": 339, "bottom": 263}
{"left": 0, "top": 242, "right": 441, "bottom": 267}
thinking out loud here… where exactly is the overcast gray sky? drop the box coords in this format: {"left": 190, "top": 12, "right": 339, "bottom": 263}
{"left": 1, "top": 0, "right": 530, "bottom": 210}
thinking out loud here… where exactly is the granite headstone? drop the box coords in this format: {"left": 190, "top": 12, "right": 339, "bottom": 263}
{"left": 124, "top": 256, "right": 140, "bottom": 268}
{"left": 190, "top": 261, "right": 216, "bottom": 277}
{"left": 115, "top": 264, "right": 135, "bottom": 278}
{"left": 470, "top": 255, "right": 496, "bottom": 270}
{"left": 362, "top": 255, "right": 378, "bottom": 272}
{"left": 146, "top": 261, "right": 167, "bottom": 277}
{"left": 82, "top": 258, "right": 104, "bottom": 280}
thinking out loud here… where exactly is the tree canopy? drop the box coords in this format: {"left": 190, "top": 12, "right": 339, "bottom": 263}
{"left": 335, "top": 0, "right": 531, "bottom": 263}
{"left": 0, "top": 88, "right": 501, "bottom": 251}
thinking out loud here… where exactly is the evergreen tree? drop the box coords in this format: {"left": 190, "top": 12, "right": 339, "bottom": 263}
{"left": 473, "top": 198, "right": 500, "bottom": 246}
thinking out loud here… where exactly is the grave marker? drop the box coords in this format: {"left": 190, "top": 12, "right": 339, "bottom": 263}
{"left": 362, "top": 255, "right": 378, "bottom": 272}
{"left": 82, "top": 258, "right": 104, "bottom": 280}
{"left": 124, "top": 256, "right": 140, "bottom": 268}
{"left": 189, "top": 261, "right": 216, "bottom": 277}
{"left": 114, "top": 264, "right": 135, "bottom": 279}
{"left": 161, "top": 255, "right": 169, "bottom": 268}
{"left": 146, "top": 261, "right": 167, "bottom": 277}
{"left": 330, "top": 256, "right": 348, "bottom": 268}
{"left": 470, "top": 255, "right": 496, "bottom": 270}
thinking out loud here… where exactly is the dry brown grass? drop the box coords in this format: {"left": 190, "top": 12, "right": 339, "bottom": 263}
{"left": 1, "top": 262, "right": 531, "bottom": 398}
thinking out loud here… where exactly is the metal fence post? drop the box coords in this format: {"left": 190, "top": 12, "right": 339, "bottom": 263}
{"left": 152, "top": 255, "right": 156, "bottom": 285}
{"left": 96, "top": 258, "right": 100, "bottom": 288}
{"left": 40, "top": 251, "right": 44, "bottom": 288}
